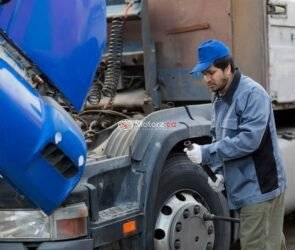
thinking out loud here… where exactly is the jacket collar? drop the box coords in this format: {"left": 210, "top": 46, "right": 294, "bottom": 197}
{"left": 223, "top": 68, "right": 241, "bottom": 104}
{"left": 213, "top": 68, "right": 241, "bottom": 104}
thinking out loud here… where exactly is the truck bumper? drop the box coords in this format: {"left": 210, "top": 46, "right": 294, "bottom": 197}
{"left": 0, "top": 239, "right": 93, "bottom": 250}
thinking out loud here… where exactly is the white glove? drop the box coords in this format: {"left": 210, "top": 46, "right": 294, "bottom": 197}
{"left": 208, "top": 174, "right": 225, "bottom": 192}
{"left": 184, "top": 143, "right": 202, "bottom": 164}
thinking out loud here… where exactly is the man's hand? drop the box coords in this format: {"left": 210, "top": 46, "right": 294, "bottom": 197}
{"left": 184, "top": 143, "right": 202, "bottom": 164}
{"left": 208, "top": 174, "right": 225, "bottom": 192}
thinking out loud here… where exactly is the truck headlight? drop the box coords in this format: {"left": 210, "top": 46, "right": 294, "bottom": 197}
{"left": 0, "top": 203, "right": 88, "bottom": 241}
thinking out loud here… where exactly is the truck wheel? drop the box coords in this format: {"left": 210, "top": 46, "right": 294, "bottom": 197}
{"left": 153, "top": 154, "right": 231, "bottom": 250}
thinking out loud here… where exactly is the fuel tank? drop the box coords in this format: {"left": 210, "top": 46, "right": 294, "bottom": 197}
{"left": 0, "top": 0, "right": 106, "bottom": 110}
{"left": 277, "top": 131, "right": 295, "bottom": 214}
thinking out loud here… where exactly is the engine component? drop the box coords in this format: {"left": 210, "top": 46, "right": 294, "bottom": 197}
{"left": 87, "top": 78, "right": 103, "bottom": 105}
{"left": 102, "top": 17, "right": 125, "bottom": 98}
{"left": 79, "top": 109, "right": 130, "bottom": 148}
{"left": 96, "top": 88, "right": 146, "bottom": 109}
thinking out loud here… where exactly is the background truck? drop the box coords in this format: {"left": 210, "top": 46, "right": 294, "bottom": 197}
{"left": 0, "top": 0, "right": 295, "bottom": 250}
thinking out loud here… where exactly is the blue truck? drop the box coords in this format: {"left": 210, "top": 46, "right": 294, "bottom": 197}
{"left": 0, "top": 0, "right": 295, "bottom": 249}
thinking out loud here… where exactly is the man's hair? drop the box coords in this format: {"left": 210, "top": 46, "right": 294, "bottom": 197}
{"left": 213, "top": 56, "right": 235, "bottom": 73}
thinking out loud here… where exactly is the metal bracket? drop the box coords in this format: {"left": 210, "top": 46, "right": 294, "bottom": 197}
{"left": 107, "top": 0, "right": 142, "bottom": 19}
{"left": 267, "top": 3, "right": 287, "bottom": 17}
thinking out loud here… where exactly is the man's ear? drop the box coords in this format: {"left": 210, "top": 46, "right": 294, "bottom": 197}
{"left": 225, "top": 64, "right": 231, "bottom": 76}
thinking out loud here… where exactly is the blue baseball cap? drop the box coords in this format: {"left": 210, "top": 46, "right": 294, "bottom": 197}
{"left": 191, "top": 39, "right": 230, "bottom": 76}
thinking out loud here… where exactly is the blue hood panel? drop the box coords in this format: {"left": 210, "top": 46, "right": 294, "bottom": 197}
{"left": 0, "top": 0, "right": 106, "bottom": 110}
{"left": 0, "top": 58, "right": 87, "bottom": 214}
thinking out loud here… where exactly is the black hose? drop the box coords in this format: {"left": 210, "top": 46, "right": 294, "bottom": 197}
{"left": 102, "top": 17, "right": 125, "bottom": 97}
{"left": 87, "top": 79, "right": 102, "bottom": 105}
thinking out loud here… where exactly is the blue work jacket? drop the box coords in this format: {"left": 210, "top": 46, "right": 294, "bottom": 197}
{"left": 201, "top": 70, "right": 287, "bottom": 210}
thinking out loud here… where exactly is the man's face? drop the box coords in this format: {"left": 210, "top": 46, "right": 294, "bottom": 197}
{"left": 202, "top": 65, "right": 231, "bottom": 92}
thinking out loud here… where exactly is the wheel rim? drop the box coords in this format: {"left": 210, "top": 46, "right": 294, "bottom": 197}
{"left": 154, "top": 191, "right": 215, "bottom": 250}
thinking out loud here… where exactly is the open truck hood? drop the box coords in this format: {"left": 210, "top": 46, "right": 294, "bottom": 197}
{"left": 0, "top": 0, "right": 106, "bottom": 110}
{"left": 0, "top": 176, "right": 89, "bottom": 210}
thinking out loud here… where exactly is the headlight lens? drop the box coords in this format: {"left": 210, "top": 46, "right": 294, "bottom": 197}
{"left": 0, "top": 210, "right": 50, "bottom": 239}
{"left": 0, "top": 203, "right": 88, "bottom": 241}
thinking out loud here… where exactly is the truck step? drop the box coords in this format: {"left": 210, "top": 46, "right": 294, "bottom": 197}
{"left": 98, "top": 202, "right": 140, "bottom": 224}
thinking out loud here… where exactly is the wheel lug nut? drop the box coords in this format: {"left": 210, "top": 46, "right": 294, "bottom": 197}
{"left": 194, "top": 205, "right": 200, "bottom": 215}
{"left": 174, "top": 239, "right": 181, "bottom": 249}
{"left": 208, "top": 225, "right": 214, "bottom": 235}
{"left": 195, "top": 236, "right": 199, "bottom": 242}
{"left": 206, "top": 242, "right": 213, "bottom": 250}
{"left": 183, "top": 209, "right": 190, "bottom": 219}
{"left": 175, "top": 222, "right": 182, "bottom": 232}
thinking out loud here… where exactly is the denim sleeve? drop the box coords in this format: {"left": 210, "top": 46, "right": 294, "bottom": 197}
{"left": 201, "top": 90, "right": 271, "bottom": 166}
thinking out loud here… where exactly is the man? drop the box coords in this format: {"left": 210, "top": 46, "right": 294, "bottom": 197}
{"left": 185, "top": 39, "right": 287, "bottom": 250}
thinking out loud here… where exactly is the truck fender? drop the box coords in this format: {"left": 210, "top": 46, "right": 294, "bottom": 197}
{"left": 124, "top": 104, "right": 230, "bottom": 249}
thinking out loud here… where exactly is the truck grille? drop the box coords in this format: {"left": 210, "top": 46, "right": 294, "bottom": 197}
{"left": 42, "top": 144, "right": 77, "bottom": 178}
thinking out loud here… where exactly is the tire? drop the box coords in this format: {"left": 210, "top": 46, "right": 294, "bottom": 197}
{"left": 151, "top": 154, "right": 231, "bottom": 250}
{"left": 104, "top": 120, "right": 140, "bottom": 157}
